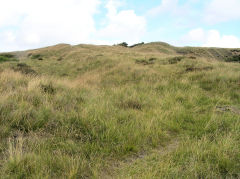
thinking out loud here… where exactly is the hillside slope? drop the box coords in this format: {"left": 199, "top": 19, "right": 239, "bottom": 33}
{"left": 0, "top": 42, "right": 239, "bottom": 178}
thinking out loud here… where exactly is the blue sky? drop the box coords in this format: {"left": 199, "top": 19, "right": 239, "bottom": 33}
{"left": 0, "top": 0, "right": 240, "bottom": 52}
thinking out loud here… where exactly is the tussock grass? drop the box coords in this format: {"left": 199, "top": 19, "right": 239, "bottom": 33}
{"left": 0, "top": 43, "right": 239, "bottom": 178}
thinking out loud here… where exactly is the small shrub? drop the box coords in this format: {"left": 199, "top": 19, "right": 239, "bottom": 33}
{"left": 168, "top": 56, "right": 184, "bottom": 64}
{"left": 0, "top": 53, "right": 15, "bottom": 58}
{"left": 0, "top": 56, "right": 9, "bottom": 62}
{"left": 117, "top": 42, "right": 128, "bottom": 47}
{"left": 61, "top": 73, "right": 68, "bottom": 77}
{"left": 231, "top": 49, "right": 240, "bottom": 53}
{"left": 57, "top": 57, "right": 63, "bottom": 61}
{"left": 129, "top": 42, "right": 144, "bottom": 48}
{"left": 225, "top": 55, "right": 240, "bottom": 62}
{"left": 185, "top": 66, "right": 213, "bottom": 72}
{"left": 31, "top": 54, "right": 41, "bottom": 59}
{"left": 0, "top": 54, "right": 17, "bottom": 63}
{"left": 149, "top": 57, "right": 157, "bottom": 61}
{"left": 40, "top": 83, "right": 56, "bottom": 95}
{"left": 31, "top": 54, "right": 44, "bottom": 61}
{"left": 188, "top": 56, "right": 197, "bottom": 59}
{"left": 135, "top": 58, "right": 156, "bottom": 65}
{"left": 12, "top": 63, "right": 37, "bottom": 75}
{"left": 175, "top": 48, "right": 191, "bottom": 55}
{"left": 119, "top": 100, "right": 143, "bottom": 110}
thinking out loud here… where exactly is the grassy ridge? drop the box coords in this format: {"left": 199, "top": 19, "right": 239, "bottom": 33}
{"left": 0, "top": 43, "right": 239, "bottom": 178}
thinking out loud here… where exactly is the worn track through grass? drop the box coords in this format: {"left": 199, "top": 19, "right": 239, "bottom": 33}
{"left": 101, "top": 139, "right": 179, "bottom": 179}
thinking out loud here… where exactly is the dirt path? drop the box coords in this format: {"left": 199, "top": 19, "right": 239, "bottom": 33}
{"left": 99, "top": 139, "right": 179, "bottom": 179}
{"left": 216, "top": 106, "right": 240, "bottom": 115}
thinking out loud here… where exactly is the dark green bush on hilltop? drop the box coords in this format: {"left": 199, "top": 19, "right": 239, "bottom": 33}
{"left": 226, "top": 55, "right": 240, "bottom": 62}
{"left": 117, "top": 42, "right": 128, "bottom": 47}
{"left": 0, "top": 53, "right": 17, "bottom": 62}
{"left": 1, "top": 53, "right": 15, "bottom": 58}
{"left": 129, "top": 42, "right": 144, "bottom": 48}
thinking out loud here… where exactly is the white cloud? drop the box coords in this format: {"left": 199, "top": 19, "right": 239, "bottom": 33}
{"left": 147, "top": 0, "right": 196, "bottom": 19}
{"left": 4, "top": 32, "right": 16, "bottom": 43}
{"left": 96, "top": 0, "right": 146, "bottom": 45}
{"left": 2, "top": 0, "right": 239, "bottom": 52}
{"left": 186, "top": 28, "right": 205, "bottom": 42}
{"left": 148, "top": 0, "right": 240, "bottom": 24}
{"left": 147, "top": 0, "right": 179, "bottom": 16}
{"left": 204, "top": 0, "right": 240, "bottom": 24}
{"left": 146, "top": 0, "right": 201, "bottom": 29}
{"left": 0, "top": 0, "right": 100, "bottom": 51}
{"left": 203, "top": 30, "right": 240, "bottom": 48}
{"left": 182, "top": 28, "right": 240, "bottom": 48}
{"left": 0, "top": 0, "right": 146, "bottom": 51}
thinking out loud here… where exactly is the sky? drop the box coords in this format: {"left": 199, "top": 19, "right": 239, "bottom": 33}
{"left": 0, "top": 0, "right": 240, "bottom": 52}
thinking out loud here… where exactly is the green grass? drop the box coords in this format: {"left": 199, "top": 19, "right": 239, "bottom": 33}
{"left": 0, "top": 43, "right": 239, "bottom": 178}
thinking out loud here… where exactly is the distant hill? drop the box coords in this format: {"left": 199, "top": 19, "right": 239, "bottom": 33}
{"left": 8, "top": 42, "right": 240, "bottom": 62}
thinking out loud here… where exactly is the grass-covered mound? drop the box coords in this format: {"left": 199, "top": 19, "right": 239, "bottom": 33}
{"left": 0, "top": 43, "right": 239, "bottom": 178}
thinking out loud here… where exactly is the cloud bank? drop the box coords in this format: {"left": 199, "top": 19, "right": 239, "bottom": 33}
{"left": 0, "top": 0, "right": 240, "bottom": 51}
{"left": 0, "top": 0, "right": 146, "bottom": 51}
{"left": 204, "top": 0, "right": 240, "bottom": 24}
{"left": 182, "top": 28, "right": 240, "bottom": 48}
{"left": 96, "top": 0, "right": 146, "bottom": 45}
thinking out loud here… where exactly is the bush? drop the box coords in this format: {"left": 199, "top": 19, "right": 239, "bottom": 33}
{"left": 129, "top": 42, "right": 144, "bottom": 48}
{"left": 185, "top": 66, "right": 213, "bottom": 72}
{"left": 40, "top": 83, "right": 56, "bottom": 95}
{"left": 0, "top": 54, "right": 17, "bottom": 63}
{"left": 0, "top": 53, "right": 15, "bottom": 58}
{"left": 168, "top": 56, "right": 184, "bottom": 64}
{"left": 119, "top": 100, "right": 143, "bottom": 110}
{"left": 0, "top": 56, "right": 9, "bottom": 62}
{"left": 12, "top": 63, "right": 37, "bottom": 75}
{"left": 117, "top": 42, "right": 128, "bottom": 47}
{"left": 225, "top": 55, "right": 240, "bottom": 62}
{"left": 31, "top": 54, "right": 44, "bottom": 60}
{"left": 135, "top": 58, "right": 156, "bottom": 65}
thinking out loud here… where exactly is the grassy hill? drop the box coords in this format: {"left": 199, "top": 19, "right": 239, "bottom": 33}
{"left": 0, "top": 42, "right": 239, "bottom": 178}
